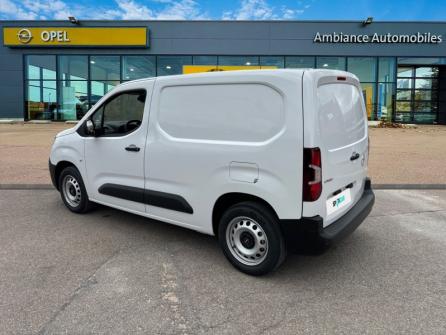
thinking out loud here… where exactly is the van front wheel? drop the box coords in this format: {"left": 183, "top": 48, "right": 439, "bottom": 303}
{"left": 218, "top": 201, "right": 286, "bottom": 276}
{"left": 59, "top": 166, "right": 92, "bottom": 214}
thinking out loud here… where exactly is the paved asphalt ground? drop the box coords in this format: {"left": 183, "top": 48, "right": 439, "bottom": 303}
{"left": 1, "top": 189, "right": 445, "bottom": 334}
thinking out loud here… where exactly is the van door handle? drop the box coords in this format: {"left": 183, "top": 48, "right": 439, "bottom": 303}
{"left": 125, "top": 145, "right": 140, "bottom": 152}
{"left": 350, "top": 152, "right": 360, "bottom": 161}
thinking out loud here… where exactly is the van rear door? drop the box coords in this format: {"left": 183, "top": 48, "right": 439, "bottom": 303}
{"left": 303, "top": 71, "right": 368, "bottom": 227}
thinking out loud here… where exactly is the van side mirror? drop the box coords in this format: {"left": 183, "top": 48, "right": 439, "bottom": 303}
{"left": 85, "top": 119, "right": 95, "bottom": 136}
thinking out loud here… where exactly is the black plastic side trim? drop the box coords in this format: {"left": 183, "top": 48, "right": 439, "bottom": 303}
{"left": 144, "top": 189, "right": 193, "bottom": 214}
{"left": 98, "top": 183, "right": 193, "bottom": 214}
{"left": 49, "top": 160, "right": 57, "bottom": 190}
{"left": 98, "top": 184, "right": 144, "bottom": 204}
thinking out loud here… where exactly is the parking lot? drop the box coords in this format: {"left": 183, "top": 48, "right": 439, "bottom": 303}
{"left": 0, "top": 189, "right": 445, "bottom": 334}
{"left": 1, "top": 124, "right": 446, "bottom": 185}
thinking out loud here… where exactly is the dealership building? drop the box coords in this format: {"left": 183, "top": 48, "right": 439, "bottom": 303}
{"left": 1, "top": 20, "right": 446, "bottom": 124}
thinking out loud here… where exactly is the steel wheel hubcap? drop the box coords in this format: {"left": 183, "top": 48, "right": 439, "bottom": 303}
{"left": 226, "top": 216, "right": 268, "bottom": 266}
{"left": 62, "top": 175, "right": 81, "bottom": 207}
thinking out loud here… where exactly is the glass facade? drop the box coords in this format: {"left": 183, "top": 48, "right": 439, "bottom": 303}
{"left": 395, "top": 65, "right": 439, "bottom": 123}
{"left": 377, "top": 57, "right": 397, "bottom": 121}
{"left": 317, "top": 57, "right": 346, "bottom": 70}
{"left": 58, "top": 55, "right": 88, "bottom": 120}
{"left": 122, "top": 56, "right": 156, "bottom": 81}
{"left": 218, "top": 56, "right": 259, "bottom": 66}
{"left": 28, "top": 54, "right": 446, "bottom": 124}
{"left": 260, "top": 56, "right": 284, "bottom": 68}
{"left": 347, "top": 57, "right": 377, "bottom": 119}
{"left": 26, "top": 55, "right": 57, "bottom": 120}
{"left": 285, "top": 56, "right": 315, "bottom": 68}
{"left": 157, "top": 56, "right": 193, "bottom": 76}
{"left": 192, "top": 56, "right": 217, "bottom": 65}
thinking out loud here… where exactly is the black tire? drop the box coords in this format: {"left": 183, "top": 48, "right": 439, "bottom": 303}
{"left": 58, "top": 166, "right": 92, "bottom": 214}
{"left": 218, "top": 201, "right": 287, "bottom": 276}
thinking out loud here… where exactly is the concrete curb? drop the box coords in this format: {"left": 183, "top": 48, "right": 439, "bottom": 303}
{"left": 373, "top": 184, "right": 446, "bottom": 190}
{"left": 1, "top": 184, "right": 446, "bottom": 190}
{"left": 0, "top": 184, "right": 54, "bottom": 190}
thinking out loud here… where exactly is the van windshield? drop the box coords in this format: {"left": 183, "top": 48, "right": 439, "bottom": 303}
{"left": 317, "top": 83, "right": 366, "bottom": 150}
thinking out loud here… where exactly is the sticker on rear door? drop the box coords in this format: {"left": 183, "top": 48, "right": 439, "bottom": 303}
{"left": 326, "top": 188, "right": 352, "bottom": 216}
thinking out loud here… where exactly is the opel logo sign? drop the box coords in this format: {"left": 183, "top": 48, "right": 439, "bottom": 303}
{"left": 17, "top": 28, "right": 32, "bottom": 44}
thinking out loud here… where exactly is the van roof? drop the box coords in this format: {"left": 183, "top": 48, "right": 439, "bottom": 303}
{"left": 119, "top": 68, "right": 358, "bottom": 87}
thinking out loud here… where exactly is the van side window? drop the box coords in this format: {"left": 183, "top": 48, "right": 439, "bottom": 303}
{"left": 91, "top": 90, "right": 146, "bottom": 136}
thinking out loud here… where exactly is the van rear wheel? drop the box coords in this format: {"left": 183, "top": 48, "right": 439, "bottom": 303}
{"left": 59, "top": 166, "right": 92, "bottom": 214}
{"left": 218, "top": 201, "right": 286, "bottom": 276}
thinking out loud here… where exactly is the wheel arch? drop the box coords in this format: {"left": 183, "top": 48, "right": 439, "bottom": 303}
{"left": 212, "top": 192, "right": 279, "bottom": 237}
{"left": 53, "top": 160, "right": 77, "bottom": 190}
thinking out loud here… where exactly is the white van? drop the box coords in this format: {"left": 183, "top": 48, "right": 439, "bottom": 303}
{"left": 49, "top": 69, "right": 374, "bottom": 275}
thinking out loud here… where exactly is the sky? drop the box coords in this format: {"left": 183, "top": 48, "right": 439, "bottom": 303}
{"left": 0, "top": 0, "right": 445, "bottom": 21}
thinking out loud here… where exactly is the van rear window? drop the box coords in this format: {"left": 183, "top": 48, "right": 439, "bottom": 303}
{"left": 317, "top": 83, "right": 366, "bottom": 150}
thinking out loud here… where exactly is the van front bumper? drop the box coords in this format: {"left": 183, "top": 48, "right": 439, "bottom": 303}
{"left": 281, "top": 178, "right": 375, "bottom": 247}
{"left": 49, "top": 160, "right": 58, "bottom": 190}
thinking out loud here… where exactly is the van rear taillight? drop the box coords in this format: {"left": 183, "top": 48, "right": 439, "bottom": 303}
{"left": 303, "top": 147, "right": 322, "bottom": 202}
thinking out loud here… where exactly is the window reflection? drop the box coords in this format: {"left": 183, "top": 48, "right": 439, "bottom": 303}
{"left": 26, "top": 80, "right": 57, "bottom": 120}
{"left": 377, "top": 83, "right": 394, "bottom": 121}
{"left": 59, "top": 81, "right": 88, "bottom": 120}
{"left": 415, "top": 67, "right": 438, "bottom": 78}
{"left": 397, "top": 78, "right": 412, "bottom": 89}
{"left": 90, "top": 56, "right": 120, "bottom": 80}
{"left": 26, "top": 56, "right": 57, "bottom": 120}
{"left": 57, "top": 56, "right": 88, "bottom": 120}
{"left": 285, "top": 56, "right": 315, "bottom": 69}
{"left": 413, "top": 114, "right": 437, "bottom": 123}
{"left": 378, "top": 57, "right": 396, "bottom": 83}
{"left": 26, "top": 55, "right": 56, "bottom": 79}
{"left": 414, "top": 102, "right": 437, "bottom": 113}
{"left": 90, "top": 81, "right": 119, "bottom": 107}
{"left": 347, "top": 57, "right": 376, "bottom": 82}
{"left": 59, "top": 56, "right": 88, "bottom": 80}
{"left": 415, "top": 78, "right": 437, "bottom": 90}
{"left": 395, "top": 112, "right": 412, "bottom": 122}
{"left": 193, "top": 56, "right": 217, "bottom": 65}
{"left": 397, "top": 67, "right": 413, "bottom": 77}
{"left": 361, "top": 83, "right": 376, "bottom": 120}
{"left": 22, "top": 55, "right": 440, "bottom": 124}
{"left": 260, "top": 56, "right": 284, "bottom": 68}
{"left": 218, "top": 56, "right": 259, "bottom": 66}
{"left": 316, "top": 57, "right": 346, "bottom": 70}
{"left": 28, "top": 65, "right": 41, "bottom": 80}
{"left": 398, "top": 57, "right": 446, "bottom": 65}
{"left": 396, "top": 90, "right": 411, "bottom": 100}
{"left": 396, "top": 101, "right": 411, "bottom": 112}
{"left": 122, "top": 56, "right": 156, "bottom": 80}
{"left": 414, "top": 90, "right": 436, "bottom": 101}
{"left": 157, "top": 56, "right": 192, "bottom": 76}
{"left": 395, "top": 65, "right": 439, "bottom": 122}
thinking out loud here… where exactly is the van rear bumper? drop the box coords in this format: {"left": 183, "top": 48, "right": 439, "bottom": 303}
{"left": 280, "top": 178, "right": 375, "bottom": 247}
